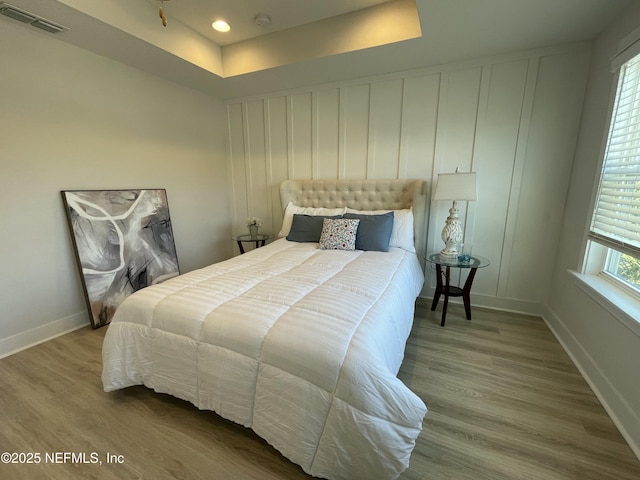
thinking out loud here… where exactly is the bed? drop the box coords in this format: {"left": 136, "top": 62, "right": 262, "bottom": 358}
{"left": 102, "top": 179, "right": 428, "bottom": 480}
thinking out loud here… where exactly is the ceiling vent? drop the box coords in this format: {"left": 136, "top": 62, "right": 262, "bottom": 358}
{"left": 0, "top": 2, "right": 67, "bottom": 33}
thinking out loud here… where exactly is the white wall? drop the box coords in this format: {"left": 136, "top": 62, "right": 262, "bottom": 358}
{"left": 0, "top": 21, "right": 232, "bottom": 356}
{"left": 226, "top": 44, "right": 591, "bottom": 309}
{"left": 547, "top": 3, "right": 640, "bottom": 459}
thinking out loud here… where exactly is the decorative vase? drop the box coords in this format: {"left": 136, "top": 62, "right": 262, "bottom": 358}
{"left": 249, "top": 224, "right": 259, "bottom": 240}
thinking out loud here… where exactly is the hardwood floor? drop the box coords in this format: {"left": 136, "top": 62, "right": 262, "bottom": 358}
{"left": 1, "top": 301, "right": 639, "bottom": 479}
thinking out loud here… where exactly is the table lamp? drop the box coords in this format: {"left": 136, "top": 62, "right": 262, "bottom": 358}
{"left": 433, "top": 169, "right": 477, "bottom": 258}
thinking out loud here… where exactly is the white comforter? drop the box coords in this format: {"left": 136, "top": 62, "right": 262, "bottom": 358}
{"left": 102, "top": 239, "right": 427, "bottom": 479}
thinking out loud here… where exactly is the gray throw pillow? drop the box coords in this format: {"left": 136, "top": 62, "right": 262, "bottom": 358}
{"left": 286, "top": 214, "right": 343, "bottom": 242}
{"left": 343, "top": 211, "right": 394, "bottom": 251}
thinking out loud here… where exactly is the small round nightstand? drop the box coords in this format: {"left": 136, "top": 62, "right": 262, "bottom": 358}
{"left": 233, "top": 233, "right": 272, "bottom": 254}
{"left": 426, "top": 252, "right": 490, "bottom": 326}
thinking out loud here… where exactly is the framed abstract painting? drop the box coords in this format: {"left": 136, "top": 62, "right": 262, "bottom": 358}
{"left": 61, "top": 189, "right": 180, "bottom": 328}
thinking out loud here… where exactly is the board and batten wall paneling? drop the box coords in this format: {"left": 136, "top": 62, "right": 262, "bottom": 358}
{"left": 266, "top": 96, "right": 289, "bottom": 235}
{"left": 429, "top": 67, "right": 482, "bottom": 290}
{"left": 368, "top": 79, "right": 404, "bottom": 179}
{"left": 290, "top": 93, "right": 313, "bottom": 180}
{"left": 398, "top": 73, "right": 441, "bottom": 180}
{"left": 341, "top": 84, "right": 371, "bottom": 179}
{"left": 505, "top": 50, "right": 591, "bottom": 302}
{"left": 315, "top": 88, "right": 341, "bottom": 179}
{"left": 471, "top": 59, "right": 530, "bottom": 298}
{"left": 226, "top": 44, "right": 590, "bottom": 309}
{"left": 246, "top": 100, "right": 271, "bottom": 229}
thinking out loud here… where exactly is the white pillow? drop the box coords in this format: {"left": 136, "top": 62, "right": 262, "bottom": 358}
{"left": 278, "top": 202, "right": 347, "bottom": 238}
{"left": 345, "top": 207, "right": 415, "bottom": 252}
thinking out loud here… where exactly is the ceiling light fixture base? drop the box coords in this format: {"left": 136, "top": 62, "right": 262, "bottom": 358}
{"left": 255, "top": 14, "right": 271, "bottom": 27}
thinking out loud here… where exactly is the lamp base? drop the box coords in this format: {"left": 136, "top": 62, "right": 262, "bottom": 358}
{"left": 440, "top": 201, "right": 463, "bottom": 259}
{"left": 439, "top": 245, "right": 459, "bottom": 258}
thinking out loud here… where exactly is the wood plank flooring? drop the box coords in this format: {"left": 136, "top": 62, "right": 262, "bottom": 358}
{"left": 1, "top": 300, "right": 639, "bottom": 479}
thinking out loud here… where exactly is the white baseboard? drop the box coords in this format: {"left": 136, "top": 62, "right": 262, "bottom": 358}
{"left": 418, "top": 291, "right": 640, "bottom": 461}
{"left": 418, "top": 291, "right": 543, "bottom": 317}
{"left": 0, "top": 312, "right": 89, "bottom": 359}
{"left": 540, "top": 304, "right": 640, "bottom": 462}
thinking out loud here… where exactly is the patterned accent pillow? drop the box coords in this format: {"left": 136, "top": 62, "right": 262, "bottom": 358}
{"left": 318, "top": 218, "right": 360, "bottom": 251}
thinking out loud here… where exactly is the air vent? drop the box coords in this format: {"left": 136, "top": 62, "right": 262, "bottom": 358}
{"left": 31, "top": 18, "right": 65, "bottom": 33}
{"left": 0, "top": 4, "right": 35, "bottom": 23}
{"left": 0, "top": 2, "right": 67, "bottom": 33}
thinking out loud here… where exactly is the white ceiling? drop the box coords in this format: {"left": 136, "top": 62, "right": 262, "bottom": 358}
{"left": 159, "top": 0, "right": 393, "bottom": 46}
{"left": 1, "top": 0, "right": 634, "bottom": 99}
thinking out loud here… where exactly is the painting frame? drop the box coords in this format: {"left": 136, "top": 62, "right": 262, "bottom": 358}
{"left": 61, "top": 189, "right": 180, "bottom": 329}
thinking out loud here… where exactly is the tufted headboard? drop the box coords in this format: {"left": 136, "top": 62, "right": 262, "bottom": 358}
{"left": 279, "top": 179, "right": 427, "bottom": 263}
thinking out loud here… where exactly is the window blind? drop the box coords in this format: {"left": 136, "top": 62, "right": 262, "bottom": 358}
{"left": 611, "top": 25, "right": 640, "bottom": 72}
{"left": 590, "top": 54, "right": 640, "bottom": 258}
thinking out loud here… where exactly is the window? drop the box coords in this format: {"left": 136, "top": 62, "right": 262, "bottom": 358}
{"left": 589, "top": 52, "right": 640, "bottom": 295}
{"left": 577, "top": 36, "right": 640, "bottom": 336}
{"left": 605, "top": 251, "right": 640, "bottom": 291}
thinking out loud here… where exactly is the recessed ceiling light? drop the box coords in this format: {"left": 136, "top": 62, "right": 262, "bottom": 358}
{"left": 212, "top": 19, "right": 230, "bottom": 32}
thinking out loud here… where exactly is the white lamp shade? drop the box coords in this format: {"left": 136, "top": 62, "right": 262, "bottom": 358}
{"left": 433, "top": 172, "right": 477, "bottom": 201}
